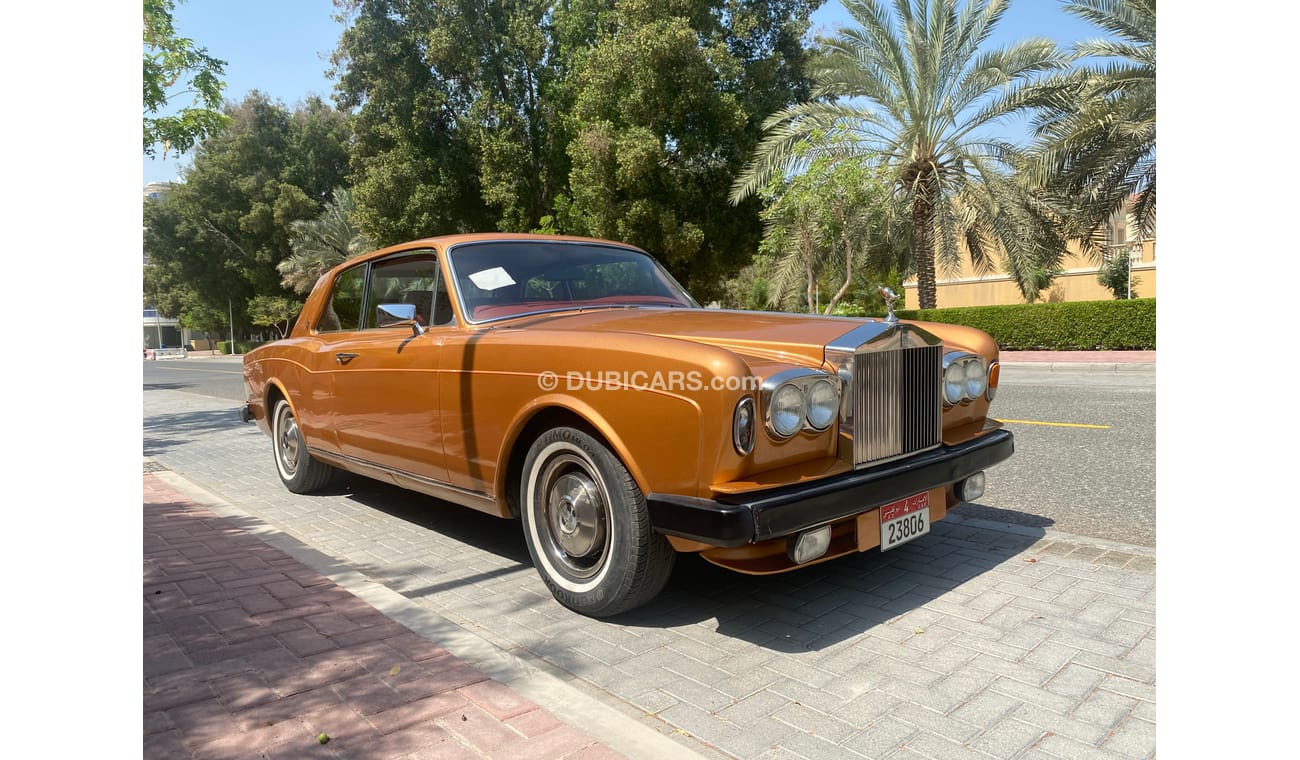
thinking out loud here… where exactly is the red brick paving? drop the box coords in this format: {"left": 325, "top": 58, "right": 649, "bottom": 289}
{"left": 144, "top": 474, "right": 620, "bottom": 759}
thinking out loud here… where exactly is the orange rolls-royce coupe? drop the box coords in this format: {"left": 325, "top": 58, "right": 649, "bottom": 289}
{"left": 241, "top": 234, "right": 1012, "bottom": 616}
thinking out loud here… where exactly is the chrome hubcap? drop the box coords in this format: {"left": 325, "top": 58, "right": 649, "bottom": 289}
{"left": 276, "top": 407, "right": 300, "bottom": 476}
{"left": 537, "top": 453, "right": 608, "bottom": 579}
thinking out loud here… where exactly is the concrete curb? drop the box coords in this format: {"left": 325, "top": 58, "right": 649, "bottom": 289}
{"left": 1002, "top": 362, "right": 1154, "bottom": 372}
{"left": 151, "top": 467, "right": 720, "bottom": 760}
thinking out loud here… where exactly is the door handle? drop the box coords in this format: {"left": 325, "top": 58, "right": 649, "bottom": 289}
{"left": 335, "top": 352, "right": 359, "bottom": 365}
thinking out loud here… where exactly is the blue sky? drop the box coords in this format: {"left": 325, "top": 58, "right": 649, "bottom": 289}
{"left": 143, "top": 0, "right": 1103, "bottom": 185}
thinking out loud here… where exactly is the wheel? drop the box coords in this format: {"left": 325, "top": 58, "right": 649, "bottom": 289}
{"left": 520, "top": 427, "right": 675, "bottom": 617}
{"left": 270, "top": 397, "right": 335, "bottom": 493}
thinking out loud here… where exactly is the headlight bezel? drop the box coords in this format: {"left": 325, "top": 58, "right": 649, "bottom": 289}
{"left": 941, "top": 352, "right": 988, "bottom": 406}
{"left": 761, "top": 368, "right": 842, "bottom": 440}
{"left": 733, "top": 396, "right": 756, "bottom": 455}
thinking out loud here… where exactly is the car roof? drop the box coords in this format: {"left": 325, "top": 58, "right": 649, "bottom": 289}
{"left": 359, "top": 233, "right": 644, "bottom": 262}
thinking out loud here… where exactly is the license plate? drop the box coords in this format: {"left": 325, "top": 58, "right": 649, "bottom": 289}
{"left": 879, "top": 492, "right": 931, "bottom": 551}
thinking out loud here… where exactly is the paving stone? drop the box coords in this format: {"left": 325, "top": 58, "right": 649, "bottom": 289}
{"left": 771, "top": 702, "right": 857, "bottom": 743}
{"left": 656, "top": 673, "right": 735, "bottom": 713}
{"left": 1098, "top": 674, "right": 1155, "bottom": 704}
{"left": 950, "top": 688, "right": 1021, "bottom": 727}
{"left": 841, "top": 716, "right": 918, "bottom": 759}
{"left": 1045, "top": 663, "right": 1107, "bottom": 699}
{"left": 831, "top": 688, "right": 902, "bottom": 728}
{"left": 968, "top": 717, "right": 1045, "bottom": 757}
{"left": 1012, "top": 702, "right": 1109, "bottom": 747}
{"left": 717, "top": 689, "right": 791, "bottom": 726}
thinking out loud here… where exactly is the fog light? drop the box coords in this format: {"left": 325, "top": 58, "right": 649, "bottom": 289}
{"left": 957, "top": 471, "right": 986, "bottom": 502}
{"left": 787, "top": 525, "right": 832, "bottom": 565}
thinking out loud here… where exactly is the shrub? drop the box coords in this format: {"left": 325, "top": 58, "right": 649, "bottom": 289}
{"left": 895, "top": 298, "right": 1155, "bottom": 350}
{"left": 217, "top": 340, "right": 266, "bottom": 355}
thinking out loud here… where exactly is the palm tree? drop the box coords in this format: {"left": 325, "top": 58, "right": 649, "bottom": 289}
{"left": 1027, "top": 0, "right": 1155, "bottom": 244}
{"left": 278, "top": 188, "right": 374, "bottom": 294}
{"left": 731, "top": 0, "right": 1070, "bottom": 308}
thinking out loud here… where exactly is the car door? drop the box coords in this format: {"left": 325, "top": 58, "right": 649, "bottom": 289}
{"left": 322, "top": 251, "right": 450, "bottom": 483}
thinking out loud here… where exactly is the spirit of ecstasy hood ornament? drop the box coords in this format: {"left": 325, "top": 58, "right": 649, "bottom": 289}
{"left": 879, "top": 286, "right": 899, "bottom": 324}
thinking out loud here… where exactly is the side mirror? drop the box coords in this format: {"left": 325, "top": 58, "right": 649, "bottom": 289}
{"left": 376, "top": 303, "right": 425, "bottom": 335}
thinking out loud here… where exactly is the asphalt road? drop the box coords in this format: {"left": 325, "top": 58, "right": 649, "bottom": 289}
{"left": 142, "top": 357, "right": 1156, "bottom": 547}
{"left": 960, "top": 365, "right": 1155, "bottom": 547}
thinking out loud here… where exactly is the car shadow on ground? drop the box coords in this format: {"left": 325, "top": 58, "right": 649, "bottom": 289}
{"left": 296, "top": 476, "right": 1057, "bottom": 654}
{"left": 333, "top": 475, "right": 535, "bottom": 568}
{"left": 606, "top": 505, "right": 1054, "bottom": 652}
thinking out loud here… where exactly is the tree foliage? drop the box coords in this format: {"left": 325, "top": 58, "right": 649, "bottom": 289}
{"left": 551, "top": 0, "right": 822, "bottom": 299}
{"left": 247, "top": 295, "right": 304, "bottom": 338}
{"left": 330, "top": 0, "right": 823, "bottom": 298}
{"left": 1025, "top": 0, "right": 1155, "bottom": 247}
{"left": 331, "top": 0, "right": 559, "bottom": 242}
{"left": 758, "top": 152, "right": 899, "bottom": 313}
{"left": 1096, "top": 251, "right": 1139, "bottom": 299}
{"left": 279, "top": 188, "right": 374, "bottom": 294}
{"left": 143, "top": 0, "right": 228, "bottom": 157}
{"left": 731, "top": 0, "right": 1071, "bottom": 307}
{"left": 144, "top": 93, "right": 351, "bottom": 336}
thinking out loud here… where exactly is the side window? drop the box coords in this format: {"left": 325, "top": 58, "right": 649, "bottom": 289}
{"left": 318, "top": 265, "right": 366, "bottom": 332}
{"left": 368, "top": 253, "right": 454, "bottom": 328}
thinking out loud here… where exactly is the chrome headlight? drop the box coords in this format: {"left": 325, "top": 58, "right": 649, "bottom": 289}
{"left": 769, "top": 383, "right": 806, "bottom": 438}
{"left": 942, "top": 352, "right": 986, "bottom": 405}
{"left": 943, "top": 361, "right": 967, "bottom": 405}
{"left": 762, "top": 369, "right": 840, "bottom": 439}
{"left": 964, "top": 359, "right": 987, "bottom": 399}
{"left": 806, "top": 379, "right": 838, "bottom": 431}
{"left": 733, "top": 396, "right": 755, "bottom": 455}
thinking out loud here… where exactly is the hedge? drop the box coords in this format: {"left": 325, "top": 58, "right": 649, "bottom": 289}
{"left": 893, "top": 298, "right": 1155, "bottom": 350}
{"left": 217, "top": 340, "right": 266, "bottom": 355}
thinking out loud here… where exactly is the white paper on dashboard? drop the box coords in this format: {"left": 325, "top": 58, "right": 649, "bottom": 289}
{"left": 468, "top": 267, "right": 517, "bottom": 291}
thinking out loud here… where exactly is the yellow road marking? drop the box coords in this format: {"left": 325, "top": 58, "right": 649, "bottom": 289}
{"left": 995, "top": 418, "right": 1110, "bottom": 429}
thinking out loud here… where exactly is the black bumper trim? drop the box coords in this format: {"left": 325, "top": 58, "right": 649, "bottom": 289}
{"left": 239, "top": 404, "right": 254, "bottom": 423}
{"left": 647, "top": 429, "right": 1014, "bottom": 547}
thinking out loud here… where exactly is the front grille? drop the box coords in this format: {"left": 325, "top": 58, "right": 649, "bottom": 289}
{"left": 853, "top": 345, "right": 942, "bottom": 466}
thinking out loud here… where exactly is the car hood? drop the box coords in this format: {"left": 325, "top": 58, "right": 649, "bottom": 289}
{"left": 490, "top": 307, "right": 892, "bottom": 367}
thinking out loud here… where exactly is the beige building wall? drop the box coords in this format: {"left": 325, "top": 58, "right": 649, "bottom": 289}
{"left": 903, "top": 209, "right": 1156, "bottom": 309}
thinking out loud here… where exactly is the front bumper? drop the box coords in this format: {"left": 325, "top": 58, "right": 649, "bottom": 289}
{"left": 647, "top": 429, "right": 1014, "bottom": 547}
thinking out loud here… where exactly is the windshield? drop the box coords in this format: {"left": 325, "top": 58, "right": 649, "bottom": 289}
{"left": 448, "top": 240, "right": 699, "bottom": 323}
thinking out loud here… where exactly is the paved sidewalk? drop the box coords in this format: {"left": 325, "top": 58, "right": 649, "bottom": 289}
{"left": 144, "top": 473, "right": 619, "bottom": 759}
{"left": 145, "top": 377, "right": 1156, "bottom": 760}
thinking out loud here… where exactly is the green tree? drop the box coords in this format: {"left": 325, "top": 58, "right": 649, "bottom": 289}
{"left": 731, "top": 0, "right": 1071, "bottom": 308}
{"left": 758, "top": 152, "right": 898, "bottom": 313}
{"left": 1096, "top": 251, "right": 1139, "bottom": 299}
{"left": 330, "top": 1, "right": 822, "bottom": 296}
{"left": 143, "top": 0, "right": 228, "bottom": 157}
{"left": 1027, "top": 0, "right": 1155, "bottom": 244}
{"left": 144, "top": 93, "right": 352, "bottom": 335}
{"left": 247, "top": 295, "right": 304, "bottom": 338}
{"left": 278, "top": 188, "right": 374, "bottom": 294}
{"left": 331, "top": 0, "right": 558, "bottom": 241}
{"left": 553, "top": 0, "right": 823, "bottom": 299}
